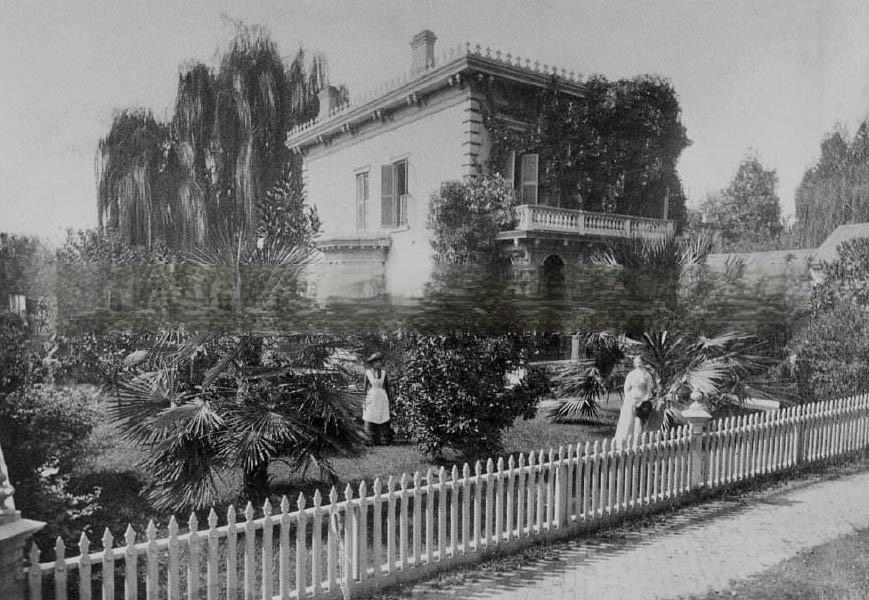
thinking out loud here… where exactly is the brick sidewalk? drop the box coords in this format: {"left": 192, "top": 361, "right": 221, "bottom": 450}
{"left": 374, "top": 461, "right": 869, "bottom": 600}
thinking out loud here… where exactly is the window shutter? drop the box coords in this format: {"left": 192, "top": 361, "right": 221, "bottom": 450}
{"left": 394, "top": 160, "right": 408, "bottom": 225}
{"left": 521, "top": 154, "right": 539, "bottom": 204}
{"left": 381, "top": 164, "right": 395, "bottom": 228}
{"left": 356, "top": 173, "right": 368, "bottom": 230}
{"left": 503, "top": 151, "right": 516, "bottom": 187}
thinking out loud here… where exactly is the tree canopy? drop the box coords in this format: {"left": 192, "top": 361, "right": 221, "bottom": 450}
{"left": 794, "top": 122, "right": 869, "bottom": 247}
{"left": 700, "top": 155, "right": 784, "bottom": 251}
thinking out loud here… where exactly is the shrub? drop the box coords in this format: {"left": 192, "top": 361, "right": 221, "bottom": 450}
{"left": 789, "top": 238, "right": 869, "bottom": 401}
{"left": 789, "top": 302, "right": 869, "bottom": 402}
{"left": 427, "top": 175, "right": 516, "bottom": 265}
{"left": 394, "top": 335, "right": 549, "bottom": 459}
{"left": 0, "top": 384, "right": 102, "bottom": 546}
{"left": 0, "top": 312, "right": 43, "bottom": 395}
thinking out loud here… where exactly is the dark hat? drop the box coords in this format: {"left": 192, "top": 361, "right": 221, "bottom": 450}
{"left": 366, "top": 352, "right": 384, "bottom": 364}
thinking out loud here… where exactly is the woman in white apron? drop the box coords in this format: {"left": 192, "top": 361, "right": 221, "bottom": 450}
{"left": 363, "top": 353, "right": 394, "bottom": 446}
{"left": 615, "top": 355, "right": 654, "bottom": 445}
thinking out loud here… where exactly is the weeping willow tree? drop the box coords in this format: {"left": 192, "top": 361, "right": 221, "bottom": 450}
{"left": 97, "top": 25, "right": 338, "bottom": 252}
{"left": 96, "top": 110, "right": 169, "bottom": 247}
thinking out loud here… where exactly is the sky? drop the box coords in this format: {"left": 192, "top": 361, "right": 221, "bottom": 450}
{"left": 3, "top": 0, "right": 869, "bottom": 243}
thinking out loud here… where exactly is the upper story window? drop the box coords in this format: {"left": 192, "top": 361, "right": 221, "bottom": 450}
{"left": 356, "top": 170, "right": 369, "bottom": 230}
{"left": 8, "top": 294, "right": 26, "bottom": 316}
{"left": 381, "top": 158, "right": 409, "bottom": 228}
{"left": 500, "top": 151, "right": 555, "bottom": 206}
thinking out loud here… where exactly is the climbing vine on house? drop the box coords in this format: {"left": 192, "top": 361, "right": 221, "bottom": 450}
{"left": 482, "top": 75, "right": 690, "bottom": 226}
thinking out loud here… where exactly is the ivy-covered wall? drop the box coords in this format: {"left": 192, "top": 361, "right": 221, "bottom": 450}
{"left": 481, "top": 75, "right": 690, "bottom": 227}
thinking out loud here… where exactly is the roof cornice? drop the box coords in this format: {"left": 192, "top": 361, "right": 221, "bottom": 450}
{"left": 286, "top": 43, "right": 587, "bottom": 152}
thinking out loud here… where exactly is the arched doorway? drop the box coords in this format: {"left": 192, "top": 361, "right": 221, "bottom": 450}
{"left": 540, "top": 254, "right": 566, "bottom": 299}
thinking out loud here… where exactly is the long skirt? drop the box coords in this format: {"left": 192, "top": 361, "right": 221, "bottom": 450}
{"left": 614, "top": 398, "right": 641, "bottom": 445}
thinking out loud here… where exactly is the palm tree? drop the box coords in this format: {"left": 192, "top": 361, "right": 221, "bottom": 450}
{"left": 588, "top": 231, "right": 715, "bottom": 336}
{"left": 547, "top": 330, "right": 781, "bottom": 424}
{"left": 546, "top": 332, "right": 629, "bottom": 420}
{"left": 110, "top": 231, "right": 365, "bottom": 511}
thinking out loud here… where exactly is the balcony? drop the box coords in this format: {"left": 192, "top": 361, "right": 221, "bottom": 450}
{"left": 501, "top": 204, "right": 675, "bottom": 241}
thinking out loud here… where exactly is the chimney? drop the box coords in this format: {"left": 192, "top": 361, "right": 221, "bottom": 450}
{"left": 411, "top": 29, "right": 437, "bottom": 73}
{"left": 317, "top": 85, "right": 341, "bottom": 120}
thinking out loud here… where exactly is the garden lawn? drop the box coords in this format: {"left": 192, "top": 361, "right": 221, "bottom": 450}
{"left": 268, "top": 401, "right": 622, "bottom": 498}
{"left": 74, "top": 395, "right": 621, "bottom": 534}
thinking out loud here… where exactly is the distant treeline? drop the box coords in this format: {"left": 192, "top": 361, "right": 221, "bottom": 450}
{"left": 795, "top": 121, "right": 869, "bottom": 247}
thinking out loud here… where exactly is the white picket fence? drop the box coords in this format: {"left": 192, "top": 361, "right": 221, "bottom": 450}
{"left": 26, "top": 394, "right": 869, "bottom": 600}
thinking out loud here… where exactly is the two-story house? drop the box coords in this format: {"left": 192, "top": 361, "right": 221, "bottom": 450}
{"left": 286, "top": 30, "right": 674, "bottom": 300}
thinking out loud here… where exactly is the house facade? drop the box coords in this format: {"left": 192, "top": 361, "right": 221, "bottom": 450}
{"left": 286, "top": 31, "right": 674, "bottom": 299}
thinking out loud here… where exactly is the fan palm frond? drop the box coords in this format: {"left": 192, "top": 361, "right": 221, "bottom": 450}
{"left": 220, "top": 404, "right": 307, "bottom": 471}
{"left": 682, "top": 357, "right": 729, "bottom": 396}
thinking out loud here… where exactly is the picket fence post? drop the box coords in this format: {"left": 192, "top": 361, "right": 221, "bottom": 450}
{"left": 554, "top": 446, "right": 567, "bottom": 528}
{"left": 793, "top": 404, "right": 807, "bottom": 465}
{"left": 682, "top": 396, "right": 713, "bottom": 493}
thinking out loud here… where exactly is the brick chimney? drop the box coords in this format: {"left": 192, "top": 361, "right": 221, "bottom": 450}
{"left": 317, "top": 85, "right": 342, "bottom": 120}
{"left": 411, "top": 30, "right": 437, "bottom": 73}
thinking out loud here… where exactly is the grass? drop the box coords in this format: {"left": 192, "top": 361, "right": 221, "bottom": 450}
{"left": 69, "top": 394, "right": 622, "bottom": 544}
{"left": 694, "top": 527, "right": 869, "bottom": 599}
{"left": 270, "top": 400, "right": 623, "bottom": 498}
{"left": 42, "top": 391, "right": 623, "bottom": 597}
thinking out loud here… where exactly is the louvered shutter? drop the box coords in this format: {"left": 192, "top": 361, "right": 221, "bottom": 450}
{"left": 521, "top": 154, "right": 539, "bottom": 204}
{"left": 503, "top": 151, "right": 516, "bottom": 188}
{"left": 381, "top": 164, "right": 395, "bottom": 228}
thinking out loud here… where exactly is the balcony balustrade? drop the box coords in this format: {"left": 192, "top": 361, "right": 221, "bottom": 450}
{"left": 510, "top": 204, "right": 674, "bottom": 240}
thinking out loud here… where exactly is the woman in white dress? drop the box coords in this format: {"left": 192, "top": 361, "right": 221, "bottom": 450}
{"left": 614, "top": 356, "right": 654, "bottom": 445}
{"left": 362, "top": 353, "right": 394, "bottom": 446}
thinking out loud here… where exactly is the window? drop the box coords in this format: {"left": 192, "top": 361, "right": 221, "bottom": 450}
{"left": 381, "top": 158, "right": 409, "bottom": 228}
{"left": 499, "top": 152, "right": 541, "bottom": 205}
{"left": 356, "top": 171, "right": 369, "bottom": 230}
{"left": 8, "top": 294, "right": 26, "bottom": 316}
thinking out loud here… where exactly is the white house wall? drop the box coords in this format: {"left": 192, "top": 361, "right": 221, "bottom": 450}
{"left": 303, "top": 86, "right": 474, "bottom": 297}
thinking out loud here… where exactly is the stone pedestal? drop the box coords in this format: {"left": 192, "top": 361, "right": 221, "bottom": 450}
{"left": 682, "top": 397, "right": 713, "bottom": 491}
{"left": 0, "top": 441, "right": 46, "bottom": 600}
{"left": 0, "top": 517, "right": 44, "bottom": 600}
{"left": 570, "top": 334, "right": 581, "bottom": 361}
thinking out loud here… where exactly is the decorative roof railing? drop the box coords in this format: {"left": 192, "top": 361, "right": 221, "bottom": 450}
{"left": 288, "top": 42, "right": 584, "bottom": 139}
